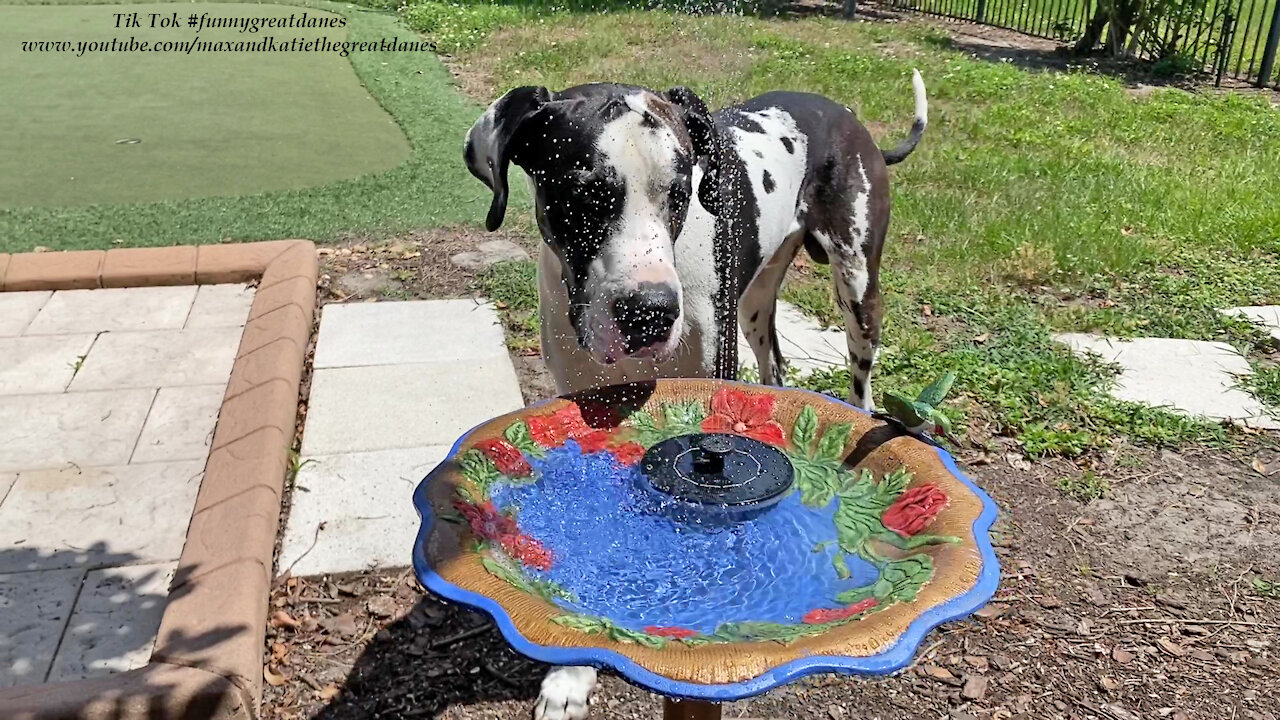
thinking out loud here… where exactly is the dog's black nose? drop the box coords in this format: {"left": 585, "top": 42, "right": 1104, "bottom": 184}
{"left": 612, "top": 284, "right": 680, "bottom": 353}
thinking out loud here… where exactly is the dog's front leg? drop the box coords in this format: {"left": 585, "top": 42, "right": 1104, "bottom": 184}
{"left": 535, "top": 666, "right": 597, "bottom": 720}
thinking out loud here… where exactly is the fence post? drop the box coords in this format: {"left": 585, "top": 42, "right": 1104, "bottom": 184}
{"left": 976, "top": 0, "right": 987, "bottom": 23}
{"left": 1259, "top": 0, "right": 1280, "bottom": 86}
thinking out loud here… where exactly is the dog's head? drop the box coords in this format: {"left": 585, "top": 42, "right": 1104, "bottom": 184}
{"left": 465, "top": 84, "right": 721, "bottom": 365}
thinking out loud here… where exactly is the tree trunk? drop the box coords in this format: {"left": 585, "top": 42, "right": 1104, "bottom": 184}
{"left": 1072, "top": 6, "right": 1111, "bottom": 54}
{"left": 842, "top": 0, "right": 856, "bottom": 19}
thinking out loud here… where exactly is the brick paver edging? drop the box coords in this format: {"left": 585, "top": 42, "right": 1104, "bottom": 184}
{"left": 0, "top": 241, "right": 318, "bottom": 720}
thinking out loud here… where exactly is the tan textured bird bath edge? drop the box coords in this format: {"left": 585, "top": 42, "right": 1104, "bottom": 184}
{"left": 0, "top": 240, "right": 316, "bottom": 720}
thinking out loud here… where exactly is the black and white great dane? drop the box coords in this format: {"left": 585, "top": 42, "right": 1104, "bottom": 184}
{"left": 465, "top": 72, "right": 927, "bottom": 720}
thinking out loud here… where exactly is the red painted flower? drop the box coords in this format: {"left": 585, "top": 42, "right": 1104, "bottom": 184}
{"left": 453, "top": 500, "right": 519, "bottom": 540}
{"left": 881, "top": 485, "right": 949, "bottom": 537}
{"left": 644, "top": 625, "right": 699, "bottom": 639}
{"left": 802, "top": 597, "right": 879, "bottom": 625}
{"left": 474, "top": 439, "right": 532, "bottom": 477}
{"left": 528, "top": 403, "right": 594, "bottom": 447}
{"left": 612, "top": 442, "right": 646, "bottom": 466}
{"left": 499, "top": 533, "right": 553, "bottom": 571}
{"left": 453, "top": 500, "right": 554, "bottom": 570}
{"left": 575, "top": 429, "right": 613, "bottom": 454}
{"left": 701, "top": 388, "right": 786, "bottom": 447}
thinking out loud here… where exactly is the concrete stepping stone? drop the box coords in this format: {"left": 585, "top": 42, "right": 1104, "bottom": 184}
{"left": 279, "top": 447, "right": 449, "bottom": 576}
{"left": 283, "top": 299, "right": 524, "bottom": 576}
{"left": 131, "top": 385, "right": 225, "bottom": 463}
{"left": 738, "top": 300, "right": 847, "bottom": 376}
{"left": 0, "top": 568, "right": 83, "bottom": 688}
{"left": 48, "top": 562, "right": 176, "bottom": 682}
{"left": 313, "top": 299, "right": 510, "bottom": 369}
{"left": 1223, "top": 306, "right": 1280, "bottom": 342}
{"left": 1055, "top": 333, "right": 1279, "bottom": 429}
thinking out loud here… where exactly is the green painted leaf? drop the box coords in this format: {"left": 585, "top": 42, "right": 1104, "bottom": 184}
{"left": 791, "top": 405, "right": 819, "bottom": 455}
{"left": 816, "top": 422, "right": 853, "bottom": 461}
{"left": 872, "top": 467, "right": 914, "bottom": 507}
{"left": 552, "top": 615, "right": 608, "bottom": 633}
{"left": 662, "top": 400, "right": 707, "bottom": 431}
{"left": 834, "top": 490, "right": 883, "bottom": 558}
{"left": 874, "top": 554, "right": 936, "bottom": 603}
{"left": 833, "top": 553, "right": 851, "bottom": 580}
{"left": 834, "top": 586, "right": 874, "bottom": 604}
{"left": 504, "top": 421, "right": 545, "bottom": 458}
{"left": 458, "top": 449, "right": 499, "bottom": 494}
{"left": 794, "top": 458, "right": 839, "bottom": 508}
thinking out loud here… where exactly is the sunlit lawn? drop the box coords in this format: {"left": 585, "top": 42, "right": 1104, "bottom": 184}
{"left": 412, "top": 1, "right": 1280, "bottom": 456}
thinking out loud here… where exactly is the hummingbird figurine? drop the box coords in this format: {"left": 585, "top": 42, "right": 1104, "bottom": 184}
{"left": 878, "top": 371, "right": 957, "bottom": 439}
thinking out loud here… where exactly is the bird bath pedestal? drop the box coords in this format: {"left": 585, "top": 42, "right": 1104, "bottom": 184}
{"left": 413, "top": 379, "right": 1000, "bottom": 716}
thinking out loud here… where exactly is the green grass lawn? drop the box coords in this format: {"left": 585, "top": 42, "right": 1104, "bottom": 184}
{"left": 0, "top": 0, "right": 505, "bottom": 250}
{"left": 412, "top": 1, "right": 1280, "bottom": 456}
{"left": 0, "top": 3, "right": 409, "bottom": 208}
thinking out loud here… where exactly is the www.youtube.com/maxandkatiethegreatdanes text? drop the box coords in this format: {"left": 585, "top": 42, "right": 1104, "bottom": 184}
{"left": 20, "top": 11, "right": 437, "bottom": 57}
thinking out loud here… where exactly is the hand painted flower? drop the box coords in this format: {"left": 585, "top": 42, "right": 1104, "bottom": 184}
{"left": 453, "top": 500, "right": 553, "bottom": 570}
{"left": 801, "top": 597, "right": 878, "bottom": 624}
{"left": 644, "top": 625, "right": 699, "bottom": 639}
{"left": 528, "top": 403, "right": 593, "bottom": 447}
{"left": 474, "top": 438, "right": 532, "bottom": 477}
{"left": 575, "top": 429, "right": 613, "bottom": 454}
{"left": 453, "top": 500, "right": 520, "bottom": 540}
{"left": 612, "top": 442, "right": 646, "bottom": 466}
{"left": 700, "top": 388, "right": 786, "bottom": 447}
{"left": 881, "top": 484, "right": 949, "bottom": 537}
{"left": 499, "top": 533, "right": 554, "bottom": 571}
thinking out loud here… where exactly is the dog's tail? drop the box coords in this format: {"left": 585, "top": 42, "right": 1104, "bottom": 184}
{"left": 880, "top": 69, "right": 928, "bottom": 166}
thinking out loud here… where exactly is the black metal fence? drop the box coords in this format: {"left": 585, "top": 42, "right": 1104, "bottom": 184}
{"left": 881, "top": 0, "right": 1280, "bottom": 87}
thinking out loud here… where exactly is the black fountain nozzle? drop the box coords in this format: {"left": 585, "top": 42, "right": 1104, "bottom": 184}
{"left": 638, "top": 432, "right": 795, "bottom": 523}
{"left": 691, "top": 434, "right": 734, "bottom": 475}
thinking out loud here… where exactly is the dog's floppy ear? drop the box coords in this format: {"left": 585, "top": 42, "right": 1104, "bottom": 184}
{"left": 465, "top": 86, "right": 551, "bottom": 231}
{"left": 665, "top": 86, "right": 721, "bottom": 217}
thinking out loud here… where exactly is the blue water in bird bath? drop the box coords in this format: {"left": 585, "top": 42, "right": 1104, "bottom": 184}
{"left": 488, "top": 442, "right": 878, "bottom": 634}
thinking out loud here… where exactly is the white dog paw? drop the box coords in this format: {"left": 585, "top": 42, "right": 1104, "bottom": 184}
{"left": 534, "top": 666, "right": 597, "bottom": 720}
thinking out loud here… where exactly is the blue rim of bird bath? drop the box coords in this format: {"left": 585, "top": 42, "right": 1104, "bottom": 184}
{"left": 412, "top": 380, "right": 1001, "bottom": 702}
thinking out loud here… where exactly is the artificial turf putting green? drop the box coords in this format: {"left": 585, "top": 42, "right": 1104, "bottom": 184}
{"left": 0, "top": 3, "right": 410, "bottom": 208}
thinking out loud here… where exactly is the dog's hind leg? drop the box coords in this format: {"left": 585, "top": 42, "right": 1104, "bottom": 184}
{"left": 808, "top": 228, "right": 883, "bottom": 411}
{"left": 738, "top": 232, "right": 803, "bottom": 386}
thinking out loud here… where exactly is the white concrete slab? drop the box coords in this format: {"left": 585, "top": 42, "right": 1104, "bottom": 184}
{"left": 0, "top": 334, "right": 96, "bottom": 396}
{"left": 68, "top": 327, "right": 240, "bottom": 391}
{"left": 0, "top": 462, "right": 204, "bottom": 572}
{"left": 48, "top": 562, "right": 176, "bottom": 682}
{"left": 25, "top": 286, "right": 197, "bottom": 336}
{"left": 0, "top": 474, "right": 14, "bottom": 506}
{"left": 1055, "top": 333, "right": 1280, "bottom": 429}
{"left": 738, "top": 300, "right": 848, "bottom": 376}
{"left": 301, "top": 358, "right": 524, "bottom": 456}
{"left": 0, "top": 291, "right": 52, "bottom": 337}
{"left": 185, "top": 284, "right": 255, "bottom": 329}
{"left": 1224, "top": 306, "right": 1280, "bottom": 343}
{"left": 0, "top": 568, "right": 84, "bottom": 688}
{"left": 279, "top": 446, "right": 449, "bottom": 576}
{"left": 0, "top": 389, "right": 155, "bottom": 472}
{"left": 312, "top": 300, "right": 509, "bottom": 369}
{"left": 131, "top": 385, "right": 225, "bottom": 463}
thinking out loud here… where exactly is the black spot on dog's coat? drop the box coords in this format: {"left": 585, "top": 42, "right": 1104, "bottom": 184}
{"left": 750, "top": 311, "right": 759, "bottom": 323}
{"left": 761, "top": 170, "right": 775, "bottom": 193}
{"left": 857, "top": 358, "right": 872, "bottom": 371}
{"left": 780, "top": 136, "right": 794, "bottom": 154}
{"left": 753, "top": 149, "right": 764, "bottom": 159}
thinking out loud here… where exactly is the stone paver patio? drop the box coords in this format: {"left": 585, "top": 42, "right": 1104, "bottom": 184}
{"left": 0, "top": 283, "right": 254, "bottom": 688}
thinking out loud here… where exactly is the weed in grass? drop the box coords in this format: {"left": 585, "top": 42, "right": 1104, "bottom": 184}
{"left": 1242, "top": 364, "right": 1280, "bottom": 417}
{"left": 478, "top": 260, "right": 541, "bottom": 353}
{"left": 1057, "top": 471, "right": 1109, "bottom": 502}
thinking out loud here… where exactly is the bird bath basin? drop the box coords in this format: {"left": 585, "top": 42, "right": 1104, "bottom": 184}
{"left": 412, "top": 379, "right": 999, "bottom": 718}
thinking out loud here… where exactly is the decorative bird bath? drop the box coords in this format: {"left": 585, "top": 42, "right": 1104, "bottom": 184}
{"left": 412, "top": 379, "right": 999, "bottom": 718}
